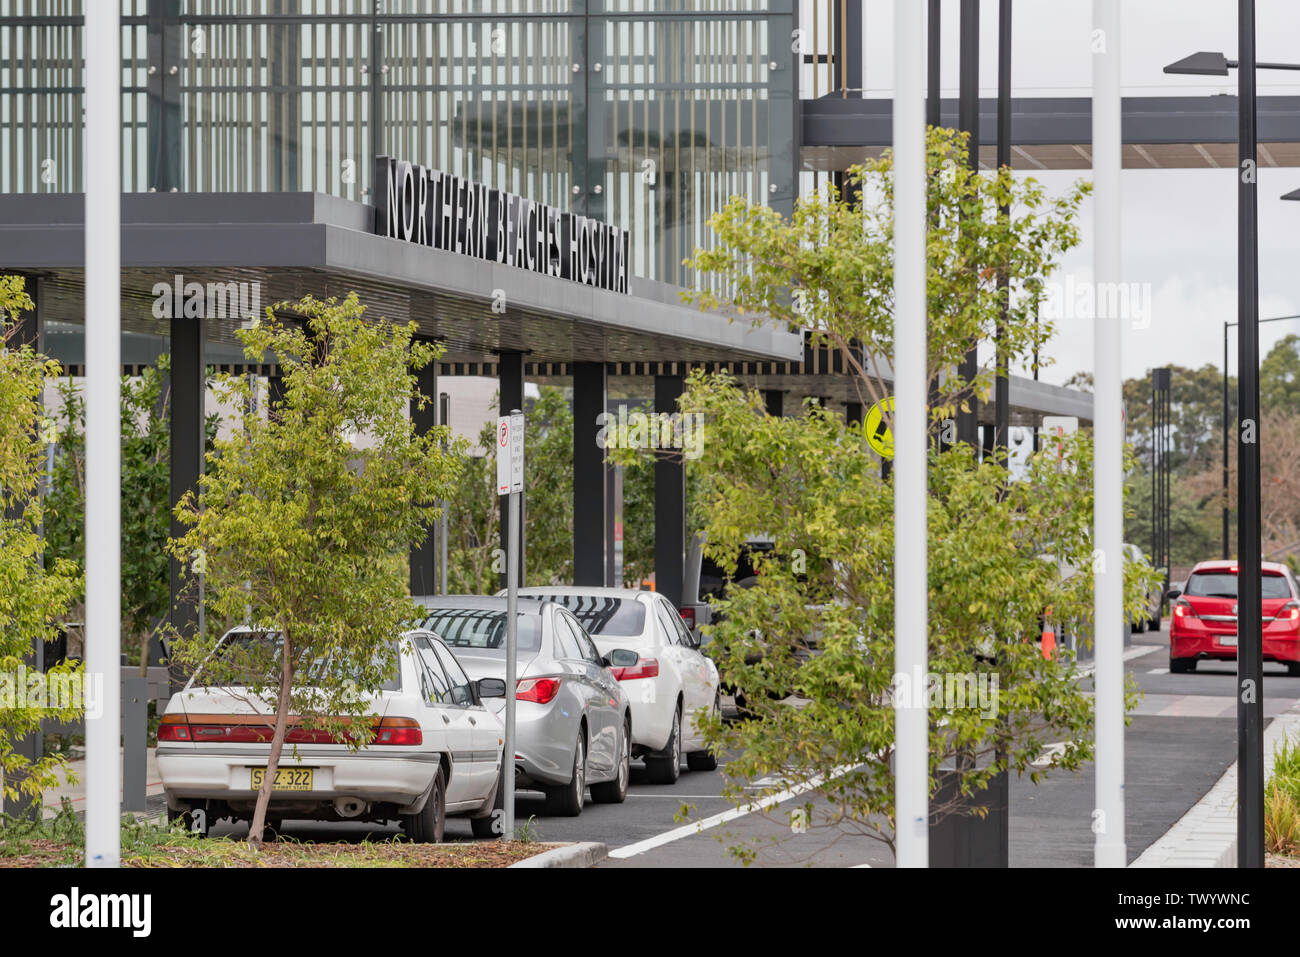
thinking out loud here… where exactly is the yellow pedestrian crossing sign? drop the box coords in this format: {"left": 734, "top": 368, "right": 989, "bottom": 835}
{"left": 864, "top": 397, "right": 894, "bottom": 460}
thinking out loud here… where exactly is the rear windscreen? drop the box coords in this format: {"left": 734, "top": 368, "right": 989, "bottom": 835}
{"left": 1186, "top": 572, "right": 1292, "bottom": 600}
{"left": 419, "top": 609, "right": 542, "bottom": 654}
{"left": 533, "top": 595, "right": 646, "bottom": 637}
{"left": 199, "top": 631, "right": 402, "bottom": 692}
{"left": 699, "top": 543, "right": 776, "bottom": 602}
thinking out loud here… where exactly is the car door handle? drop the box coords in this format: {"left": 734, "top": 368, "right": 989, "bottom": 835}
{"left": 468, "top": 716, "right": 477, "bottom": 726}
{"left": 441, "top": 713, "right": 450, "bottom": 724}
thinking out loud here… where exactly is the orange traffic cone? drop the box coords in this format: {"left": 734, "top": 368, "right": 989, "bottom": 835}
{"left": 1041, "top": 625, "right": 1056, "bottom": 660}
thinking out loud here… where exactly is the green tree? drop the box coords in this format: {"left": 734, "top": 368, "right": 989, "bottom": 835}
{"left": 167, "top": 293, "right": 461, "bottom": 845}
{"left": 671, "top": 374, "right": 1150, "bottom": 859}
{"left": 0, "top": 275, "right": 81, "bottom": 807}
{"left": 1262, "top": 334, "right": 1300, "bottom": 414}
{"left": 660, "top": 126, "right": 1155, "bottom": 860}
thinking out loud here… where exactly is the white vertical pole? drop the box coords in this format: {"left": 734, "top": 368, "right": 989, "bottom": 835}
{"left": 1093, "top": 0, "right": 1127, "bottom": 868}
{"left": 84, "top": 1, "right": 122, "bottom": 869}
{"left": 893, "top": 0, "right": 929, "bottom": 868}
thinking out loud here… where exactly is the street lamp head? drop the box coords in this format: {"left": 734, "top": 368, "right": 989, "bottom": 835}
{"left": 1163, "top": 51, "right": 1232, "bottom": 76}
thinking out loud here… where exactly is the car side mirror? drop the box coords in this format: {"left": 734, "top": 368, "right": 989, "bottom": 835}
{"left": 476, "top": 677, "right": 507, "bottom": 699}
{"left": 1165, "top": 587, "right": 1182, "bottom": 601}
{"left": 607, "top": 648, "right": 639, "bottom": 669}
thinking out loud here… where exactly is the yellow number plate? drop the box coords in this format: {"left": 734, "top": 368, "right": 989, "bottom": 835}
{"left": 250, "top": 767, "right": 314, "bottom": 791}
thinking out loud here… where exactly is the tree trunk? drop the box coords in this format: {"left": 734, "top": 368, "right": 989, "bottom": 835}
{"left": 248, "top": 631, "right": 294, "bottom": 848}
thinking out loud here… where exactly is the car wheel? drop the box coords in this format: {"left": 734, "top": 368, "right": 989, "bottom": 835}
{"left": 646, "top": 704, "right": 682, "bottom": 784}
{"left": 1288, "top": 662, "right": 1300, "bottom": 677}
{"left": 400, "top": 766, "right": 446, "bottom": 843}
{"left": 1149, "top": 616, "right": 1161, "bottom": 632}
{"left": 1132, "top": 619, "right": 1145, "bottom": 634}
{"left": 687, "top": 692, "right": 720, "bottom": 772}
{"left": 545, "top": 730, "right": 586, "bottom": 817}
{"left": 591, "top": 718, "right": 630, "bottom": 804}
{"left": 1170, "top": 656, "right": 1195, "bottom": 674}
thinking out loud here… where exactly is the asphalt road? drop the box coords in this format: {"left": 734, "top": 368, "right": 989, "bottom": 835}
{"left": 211, "top": 623, "right": 1295, "bottom": 866}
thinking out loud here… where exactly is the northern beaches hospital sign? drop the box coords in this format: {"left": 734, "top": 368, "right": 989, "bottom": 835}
{"left": 375, "top": 156, "right": 631, "bottom": 295}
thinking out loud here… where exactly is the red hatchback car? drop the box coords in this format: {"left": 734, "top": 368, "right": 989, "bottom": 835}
{"left": 1168, "top": 560, "right": 1300, "bottom": 674}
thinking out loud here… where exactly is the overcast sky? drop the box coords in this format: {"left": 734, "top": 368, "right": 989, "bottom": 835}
{"left": 858, "top": 0, "right": 1300, "bottom": 386}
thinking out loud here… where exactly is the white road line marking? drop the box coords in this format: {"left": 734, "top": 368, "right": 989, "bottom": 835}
{"left": 1148, "top": 667, "right": 1169, "bottom": 675}
{"left": 607, "top": 763, "right": 860, "bottom": 859}
{"left": 1076, "top": 644, "right": 1160, "bottom": 678}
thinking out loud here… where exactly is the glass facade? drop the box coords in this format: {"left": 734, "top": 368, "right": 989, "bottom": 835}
{"left": 0, "top": 0, "right": 795, "bottom": 288}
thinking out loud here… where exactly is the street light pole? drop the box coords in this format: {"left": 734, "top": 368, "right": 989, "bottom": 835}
{"left": 1236, "top": 0, "right": 1265, "bottom": 869}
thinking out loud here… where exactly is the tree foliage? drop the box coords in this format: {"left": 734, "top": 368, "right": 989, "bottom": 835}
{"left": 166, "top": 293, "right": 461, "bottom": 845}
{"left": 667, "top": 127, "right": 1154, "bottom": 861}
{"left": 0, "top": 275, "right": 81, "bottom": 804}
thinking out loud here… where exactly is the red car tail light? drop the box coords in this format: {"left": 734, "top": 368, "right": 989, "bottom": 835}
{"left": 611, "top": 657, "right": 661, "bottom": 681}
{"left": 517, "top": 677, "right": 561, "bottom": 704}
{"left": 679, "top": 607, "right": 696, "bottom": 629}
{"left": 158, "top": 714, "right": 192, "bottom": 741}
{"left": 1172, "top": 598, "right": 1194, "bottom": 619}
{"left": 1280, "top": 601, "right": 1300, "bottom": 623}
{"left": 373, "top": 717, "right": 422, "bottom": 746}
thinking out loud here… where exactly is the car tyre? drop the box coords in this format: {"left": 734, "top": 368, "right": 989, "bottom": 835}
{"left": 1132, "top": 618, "right": 1145, "bottom": 634}
{"left": 168, "top": 805, "right": 209, "bottom": 838}
{"left": 1170, "top": 656, "right": 1196, "bottom": 674}
{"left": 400, "top": 766, "right": 446, "bottom": 843}
{"left": 646, "top": 704, "right": 682, "bottom": 784}
{"left": 1288, "top": 662, "right": 1300, "bottom": 677}
{"left": 591, "top": 718, "right": 630, "bottom": 804}
{"left": 545, "top": 730, "right": 586, "bottom": 817}
{"left": 1149, "top": 616, "right": 1161, "bottom": 632}
{"left": 686, "top": 692, "right": 720, "bottom": 771}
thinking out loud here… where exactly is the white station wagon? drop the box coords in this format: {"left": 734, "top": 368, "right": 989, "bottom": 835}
{"left": 157, "top": 628, "right": 506, "bottom": 842}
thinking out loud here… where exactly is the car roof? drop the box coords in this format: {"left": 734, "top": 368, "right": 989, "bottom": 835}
{"left": 413, "top": 594, "right": 552, "bottom": 613}
{"left": 513, "top": 586, "right": 658, "bottom": 601}
{"left": 1190, "top": 560, "right": 1291, "bottom": 575}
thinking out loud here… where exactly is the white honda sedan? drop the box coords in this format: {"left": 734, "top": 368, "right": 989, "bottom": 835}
{"left": 157, "top": 628, "right": 505, "bottom": 842}
{"left": 511, "top": 587, "right": 720, "bottom": 783}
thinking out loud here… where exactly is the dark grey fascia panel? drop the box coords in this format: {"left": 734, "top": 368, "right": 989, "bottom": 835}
{"left": 801, "top": 94, "right": 1300, "bottom": 148}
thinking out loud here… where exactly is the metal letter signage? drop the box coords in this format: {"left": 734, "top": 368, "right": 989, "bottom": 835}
{"left": 375, "top": 156, "right": 631, "bottom": 295}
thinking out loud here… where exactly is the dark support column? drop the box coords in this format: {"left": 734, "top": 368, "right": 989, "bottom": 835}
{"left": 927, "top": 0, "right": 942, "bottom": 129}
{"left": 956, "top": 0, "right": 980, "bottom": 449}
{"left": 409, "top": 353, "right": 437, "bottom": 596}
{"left": 765, "top": 389, "right": 784, "bottom": 417}
{"left": 3, "top": 277, "right": 41, "bottom": 821}
{"left": 655, "top": 375, "right": 686, "bottom": 608}
{"left": 994, "top": 0, "right": 1012, "bottom": 457}
{"left": 498, "top": 352, "right": 525, "bottom": 591}
{"left": 572, "top": 363, "right": 608, "bottom": 586}
{"left": 169, "top": 317, "right": 204, "bottom": 690}
{"left": 832, "top": 0, "right": 863, "bottom": 95}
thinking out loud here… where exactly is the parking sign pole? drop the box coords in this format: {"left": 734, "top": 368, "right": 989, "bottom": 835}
{"left": 503, "top": 488, "right": 519, "bottom": 840}
{"left": 499, "top": 409, "right": 524, "bottom": 840}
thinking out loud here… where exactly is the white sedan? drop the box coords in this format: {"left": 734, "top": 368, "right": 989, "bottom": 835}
{"left": 157, "top": 628, "right": 505, "bottom": 841}
{"left": 511, "top": 587, "right": 720, "bottom": 783}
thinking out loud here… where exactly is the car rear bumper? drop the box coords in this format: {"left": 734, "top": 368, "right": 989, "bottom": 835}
{"left": 1170, "top": 626, "right": 1300, "bottom": 663}
{"left": 484, "top": 701, "right": 580, "bottom": 789}
{"left": 156, "top": 746, "right": 439, "bottom": 815}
